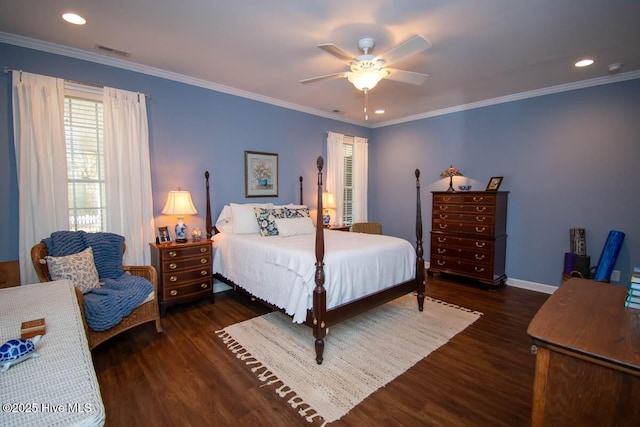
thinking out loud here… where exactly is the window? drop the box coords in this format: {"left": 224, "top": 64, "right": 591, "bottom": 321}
{"left": 342, "top": 136, "right": 354, "bottom": 225}
{"left": 63, "top": 89, "right": 106, "bottom": 232}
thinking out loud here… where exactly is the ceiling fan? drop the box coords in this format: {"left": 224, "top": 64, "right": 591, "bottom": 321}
{"left": 300, "top": 35, "right": 432, "bottom": 92}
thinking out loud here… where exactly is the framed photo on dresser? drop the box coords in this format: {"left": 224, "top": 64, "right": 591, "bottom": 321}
{"left": 485, "top": 176, "right": 503, "bottom": 191}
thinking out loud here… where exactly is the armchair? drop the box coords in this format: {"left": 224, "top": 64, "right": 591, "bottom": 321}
{"left": 31, "top": 242, "right": 162, "bottom": 349}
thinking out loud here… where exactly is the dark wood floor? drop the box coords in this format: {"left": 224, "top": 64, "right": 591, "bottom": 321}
{"left": 91, "top": 275, "right": 549, "bottom": 426}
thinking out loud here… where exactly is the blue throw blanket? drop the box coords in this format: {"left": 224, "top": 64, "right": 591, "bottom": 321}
{"left": 43, "top": 231, "right": 153, "bottom": 331}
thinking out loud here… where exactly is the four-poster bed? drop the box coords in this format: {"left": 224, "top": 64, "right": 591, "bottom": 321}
{"left": 206, "top": 156, "right": 425, "bottom": 364}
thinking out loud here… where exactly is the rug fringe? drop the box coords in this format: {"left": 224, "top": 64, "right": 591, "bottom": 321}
{"left": 425, "top": 296, "right": 484, "bottom": 316}
{"left": 216, "top": 329, "right": 324, "bottom": 424}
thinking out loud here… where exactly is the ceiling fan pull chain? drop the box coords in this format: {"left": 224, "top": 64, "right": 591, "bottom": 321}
{"left": 364, "top": 88, "right": 369, "bottom": 121}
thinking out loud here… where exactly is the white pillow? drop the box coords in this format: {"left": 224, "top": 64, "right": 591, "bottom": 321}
{"left": 230, "top": 203, "right": 274, "bottom": 234}
{"left": 215, "top": 205, "right": 234, "bottom": 233}
{"left": 45, "top": 247, "right": 101, "bottom": 294}
{"left": 275, "top": 217, "right": 316, "bottom": 237}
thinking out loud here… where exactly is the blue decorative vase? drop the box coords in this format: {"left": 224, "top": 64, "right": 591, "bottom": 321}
{"left": 323, "top": 214, "right": 330, "bottom": 226}
{"left": 258, "top": 179, "right": 268, "bottom": 187}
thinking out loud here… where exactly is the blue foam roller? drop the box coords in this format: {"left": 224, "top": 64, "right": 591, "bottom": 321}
{"left": 593, "top": 230, "right": 625, "bottom": 281}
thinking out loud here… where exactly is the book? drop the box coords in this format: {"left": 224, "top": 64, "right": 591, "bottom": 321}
{"left": 625, "top": 300, "right": 640, "bottom": 310}
{"left": 628, "top": 282, "right": 640, "bottom": 292}
{"left": 20, "top": 318, "right": 46, "bottom": 339}
{"left": 631, "top": 274, "right": 640, "bottom": 284}
{"left": 626, "top": 294, "right": 640, "bottom": 304}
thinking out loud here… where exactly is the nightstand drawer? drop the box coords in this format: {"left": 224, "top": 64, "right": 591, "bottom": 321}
{"left": 162, "top": 255, "right": 211, "bottom": 272}
{"left": 163, "top": 278, "right": 213, "bottom": 301}
{"left": 161, "top": 244, "right": 211, "bottom": 259}
{"left": 163, "top": 266, "right": 211, "bottom": 284}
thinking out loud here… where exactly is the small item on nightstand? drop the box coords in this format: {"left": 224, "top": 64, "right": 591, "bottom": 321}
{"left": 191, "top": 228, "right": 202, "bottom": 241}
{"left": 21, "top": 318, "right": 46, "bottom": 339}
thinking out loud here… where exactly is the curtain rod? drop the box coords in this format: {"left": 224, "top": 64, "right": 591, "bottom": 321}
{"left": 3, "top": 66, "right": 152, "bottom": 99}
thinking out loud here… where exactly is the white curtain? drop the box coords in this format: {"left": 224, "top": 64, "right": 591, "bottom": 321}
{"left": 326, "top": 131, "right": 344, "bottom": 225}
{"left": 103, "top": 87, "right": 155, "bottom": 265}
{"left": 12, "top": 71, "right": 69, "bottom": 285}
{"left": 353, "top": 136, "right": 369, "bottom": 223}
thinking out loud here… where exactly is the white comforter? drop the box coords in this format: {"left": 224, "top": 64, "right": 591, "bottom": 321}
{"left": 212, "top": 230, "right": 416, "bottom": 322}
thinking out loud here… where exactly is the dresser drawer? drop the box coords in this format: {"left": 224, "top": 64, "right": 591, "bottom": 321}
{"left": 431, "top": 235, "right": 495, "bottom": 251}
{"left": 163, "top": 266, "right": 211, "bottom": 284}
{"left": 430, "top": 256, "right": 494, "bottom": 281}
{"left": 433, "top": 221, "right": 495, "bottom": 236}
{"left": 160, "top": 244, "right": 211, "bottom": 260}
{"left": 163, "top": 278, "right": 213, "bottom": 301}
{"left": 433, "top": 203, "right": 496, "bottom": 214}
{"left": 433, "top": 212, "right": 495, "bottom": 225}
{"left": 162, "top": 254, "right": 211, "bottom": 272}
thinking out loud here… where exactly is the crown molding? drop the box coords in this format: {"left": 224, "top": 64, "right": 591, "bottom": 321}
{"left": 373, "top": 69, "right": 640, "bottom": 128}
{"left": 0, "top": 32, "right": 368, "bottom": 127}
{"left": 2, "top": 31, "right": 637, "bottom": 130}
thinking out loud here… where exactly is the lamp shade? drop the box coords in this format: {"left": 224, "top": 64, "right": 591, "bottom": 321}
{"left": 440, "top": 165, "right": 463, "bottom": 177}
{"left": 322, "top": 192, "right": 336, "bottom": 210}
{"left": 162, "top": 190, "right": 197, "bottom": 216}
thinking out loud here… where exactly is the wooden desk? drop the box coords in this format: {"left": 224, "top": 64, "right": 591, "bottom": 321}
{"left": 527, "top": 278, "right": 640, "bottom": 426}
{"left": 0, "top": 280, "right": 105, "bottom": 427}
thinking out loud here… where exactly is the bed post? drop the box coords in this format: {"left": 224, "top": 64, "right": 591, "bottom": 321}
{"left": 415, "top": 169, "right": 425, "bottom": 311}
{"left": 299, "top": 176, "right": 303, "bottom": 205}
{"left": 205, "top": 171, "right": 213, "bottom": 239}
{"left": 313, "top": 157, "right": 327, "bottom": 364}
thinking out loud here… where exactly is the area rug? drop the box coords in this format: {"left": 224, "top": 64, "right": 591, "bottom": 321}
{"left": 216, "top": 294, "right": 482, "bottom": 425}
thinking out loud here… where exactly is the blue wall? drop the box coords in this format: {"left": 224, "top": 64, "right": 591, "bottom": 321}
{"left": 370, "top": 78, "right": 640, "bottom": 286}
{"left": 2, "top": 42, "right": 639, "bottom": 287}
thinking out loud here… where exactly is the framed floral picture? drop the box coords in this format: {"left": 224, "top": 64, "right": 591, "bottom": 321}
{"left": 245, "top": 151, "right": 278, "bottom": 197}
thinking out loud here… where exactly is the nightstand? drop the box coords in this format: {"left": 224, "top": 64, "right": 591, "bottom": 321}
{"left": 326, "top": 225, "right": 350, "bottom": 232}
{"left": 150, "top": 240, "right": 214, "bottom": 316}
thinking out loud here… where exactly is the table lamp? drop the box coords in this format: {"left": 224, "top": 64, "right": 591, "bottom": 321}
{"left": 440, "top": 165, "right": 463, "bottom": 192}
{"left": 322, "top": 192, "right": 336, "bottom": 226}
{"left": 162, "top": 188, "right": 198, "bottom": 243}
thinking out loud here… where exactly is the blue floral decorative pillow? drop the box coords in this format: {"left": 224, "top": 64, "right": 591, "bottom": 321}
{"left": 284, "top": 207, "right": 310, "bottom": 218}
{"left": 254, "top": 207, "right": 285, "bottom": 236}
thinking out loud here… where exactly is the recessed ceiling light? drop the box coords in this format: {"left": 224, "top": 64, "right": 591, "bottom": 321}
{"left": 62, "top": 13, "right": 86, "bottom": 25}
{"left": 575, "top": 59, "right": 594, "bottom": 67}
{"left": 374, "top": 109, "right": 385, "bottom": 114}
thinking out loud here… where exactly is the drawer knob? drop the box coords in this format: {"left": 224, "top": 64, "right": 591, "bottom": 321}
{"left": 438, "top": 248, "right": 446, "bottom": 254}
{"left": 476, "top": 216, "right": 486, "bottom": 222}
{"left": 200, "top": 283, "right": 208, "bottom": 289}
{"left": 473, "top": 196, "right": 484, "bottom": 202}
{"left": 439, "top": 206, "right": 448, "bottom": 211}
{"left": 439, "top": 224, "right": 448, "bottom": 229}
{"left": 530, "top": 345, "right": 538, "bottom": 355}
{"left": 475, "top": 242, "right": 486, "bottom": 248}
{"left": 170, "top": 276, "right": 178, "bottom": 282}
{"left": 475, "top": 254, "right": 485, "bottom": 260}
{"left": 170, "top": 290, "right": 178, "bottom": 296}
{"left": 475, "top": 227, "right": 486, "bottom": 233}
{"left": 439, "top": 214, "right": 448, "bottom": 220}
{"left": 200, "top": 247, "right": 207, "bottom": 253}
{"left": 438, "top": 237, "right": 447, "bottom": 243}
{"left": 169, "top": 263, "right": 177, "bottom": 269}
{"left": 443, "top": 196, "right": 452, "bottom": 201}
{"left": 200, "top": 258, "right": 207, "bottom": 264}
{"left": 200, "top": 270, "right": 208, "bottom": 276}
{"left": 476, "top": 206, "right": 487, "bottom": 212}
{"left": 474, "top": 267, "right": 485, "bottom": 273}
{"left": 437, "top": 260, "right": 446, "bottom": 266}
{"left": 169, "top": 251, "right": 177, "bottom": 257}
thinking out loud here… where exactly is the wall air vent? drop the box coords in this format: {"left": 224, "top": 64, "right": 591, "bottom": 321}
{"left": 95, "top": 44, "right": 131, "bottom": 58}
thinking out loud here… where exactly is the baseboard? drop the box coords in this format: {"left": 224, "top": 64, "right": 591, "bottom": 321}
{"left": 425, "top": 260, "right": 557, "bottom": 294}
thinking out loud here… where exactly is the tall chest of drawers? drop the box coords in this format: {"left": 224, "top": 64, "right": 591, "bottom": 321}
{"left": 150, "top": 240, "right": 215, "bottom": 316}
{"left": 428, "top": 191, "right": 508, "bottom": 288}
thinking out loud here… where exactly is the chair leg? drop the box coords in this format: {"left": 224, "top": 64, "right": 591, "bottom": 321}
{"left": 155, "top": 318, "right": 163, "bottom": 333}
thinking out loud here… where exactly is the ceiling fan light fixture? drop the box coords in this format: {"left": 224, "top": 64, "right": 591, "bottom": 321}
{"left": 348, "top": 68, "right": 388, "bottom": 91}
{"left": 62, "top": 12, "right": 86, "bottom": 25}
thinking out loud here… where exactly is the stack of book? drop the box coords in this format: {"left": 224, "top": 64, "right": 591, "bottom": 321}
{"left": 625, "top": 267, "right": 640, "bottom": 309}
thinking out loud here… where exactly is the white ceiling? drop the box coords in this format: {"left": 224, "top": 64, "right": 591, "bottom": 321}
{"left": 1, "top": 0, "right": 639, "bottom": 126}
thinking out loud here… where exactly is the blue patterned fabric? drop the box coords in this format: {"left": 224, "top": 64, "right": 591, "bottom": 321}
{"left": 43, "top": 231, "right": 150, "bottom": 331}
{"left": 83, "top": 274, "right": 153, "bottom": 331}
{"left": 254, "top": 207, "right": 285, "bottom": 236}
{"left": 44, "top": 231, "right": 124, "bottom": 279}
{"left": 284, "top": 207, "right": 310, "bottom": 218}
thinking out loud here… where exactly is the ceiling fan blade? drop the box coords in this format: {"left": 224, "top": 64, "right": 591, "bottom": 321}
{"left": 384, "top": 68, "right": 430, "bottom": 85}
{"left": 318, "top": 43, "right": 356, "bottom": 63}
{"left": 299, "top": 72, "right": 350, "bottom": 84}
{"left": 378, "top": 35, "right": 432, "bottom": 67}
